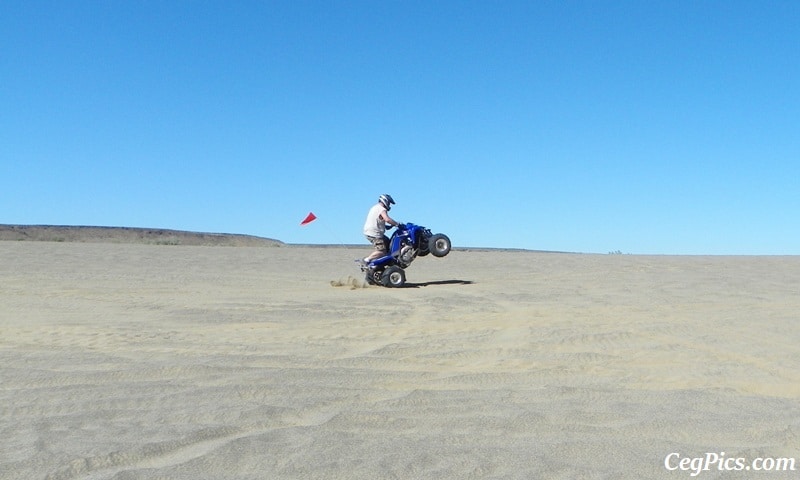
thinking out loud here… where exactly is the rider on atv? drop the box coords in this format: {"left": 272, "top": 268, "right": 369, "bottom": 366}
{"left": 361, "top": 194, "right": 399, "bottom": 265}
{"left": 357, "top": 194, "right": 452, "bottom": 287}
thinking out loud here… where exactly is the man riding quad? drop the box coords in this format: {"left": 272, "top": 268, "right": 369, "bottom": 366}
{"left": 361, "top": 194, "right": 399, "bottom": 266}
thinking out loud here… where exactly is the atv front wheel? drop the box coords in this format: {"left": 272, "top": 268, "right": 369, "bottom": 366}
{"left": 381, "top": 266, "right": 406, "bottom": 287}
{"left": 428, "top": 234, "right": 451, "bottom": 257}
{"left": 418, "top": 237, "right": 430, "bottom": 257}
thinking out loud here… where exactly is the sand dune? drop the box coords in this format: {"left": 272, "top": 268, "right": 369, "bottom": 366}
{"left": 2, "top": 241, "right": 800, "bottom": 479}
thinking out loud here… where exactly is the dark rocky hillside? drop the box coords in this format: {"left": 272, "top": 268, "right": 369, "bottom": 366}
{"left": 0, "top": 225, "right": 283, "bottom": 247}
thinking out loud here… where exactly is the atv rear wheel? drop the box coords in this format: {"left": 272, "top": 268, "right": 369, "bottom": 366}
{"left": 381, "top": 266, "right": 406, "bottom": 287}
{"left": 428, "top": 234, "right": 451, "bottom": 257}
{"left": 366, "top": 268, "right": 383, "bottom": 286}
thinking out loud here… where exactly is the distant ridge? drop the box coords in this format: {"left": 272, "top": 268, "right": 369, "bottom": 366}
{"left": 0, "top": 225, "right": 284, "bottom": 247}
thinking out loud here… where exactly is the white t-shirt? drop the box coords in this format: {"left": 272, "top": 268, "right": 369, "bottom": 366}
{"left": 363, "top": 203, "right": 387, "bottom": 237}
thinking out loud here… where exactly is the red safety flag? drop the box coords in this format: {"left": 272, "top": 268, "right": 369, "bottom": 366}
{"left": 300, "top": 212, "right": 317, "bottom": 226}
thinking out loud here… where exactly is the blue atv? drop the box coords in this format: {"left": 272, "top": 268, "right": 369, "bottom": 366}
{"left": 360, "top": 223, "right": 451, "bottom": 287}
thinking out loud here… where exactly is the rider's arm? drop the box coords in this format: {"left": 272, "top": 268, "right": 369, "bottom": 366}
{"left": 379, "top": 211, "right": 398, "bottom": 227}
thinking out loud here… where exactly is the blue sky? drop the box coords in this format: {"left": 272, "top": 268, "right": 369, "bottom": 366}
{"left": 2, "top": 1, "right": 798, "bottom": 254}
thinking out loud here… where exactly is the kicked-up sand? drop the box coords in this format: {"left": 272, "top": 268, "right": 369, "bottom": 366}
{"left": 2, "top": 241, "right": 800, "bottom": 479}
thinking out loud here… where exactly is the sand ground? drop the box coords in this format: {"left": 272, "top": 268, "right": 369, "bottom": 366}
{"left": 2, "top": 242, "right": 800, "bottom": 479}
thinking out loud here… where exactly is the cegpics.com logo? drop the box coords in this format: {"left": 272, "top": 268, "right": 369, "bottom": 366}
{"left": 665, "top": 452, "right": 797, "bottom": 476}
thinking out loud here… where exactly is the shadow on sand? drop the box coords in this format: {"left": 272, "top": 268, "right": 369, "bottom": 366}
{"left": 402, "top": 279, "right": 474, "bottom": 288}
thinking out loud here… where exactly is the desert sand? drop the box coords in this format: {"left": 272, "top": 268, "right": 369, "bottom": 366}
{"left": 2, "top": 241, "right": 800, "bottom": 479}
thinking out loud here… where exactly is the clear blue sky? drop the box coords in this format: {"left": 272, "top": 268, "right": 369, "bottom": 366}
{"left": 2, "top": 1, "right": 798, "bottom": 254}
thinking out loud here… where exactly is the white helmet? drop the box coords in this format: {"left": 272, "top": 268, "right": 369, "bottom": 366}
{"left": 378, "top": 194, "right": 395, "bottom": 210}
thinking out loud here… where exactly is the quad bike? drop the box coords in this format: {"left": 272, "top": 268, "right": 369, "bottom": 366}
{"left": 360, "top": 223, "right": 451, "bottom": 287}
